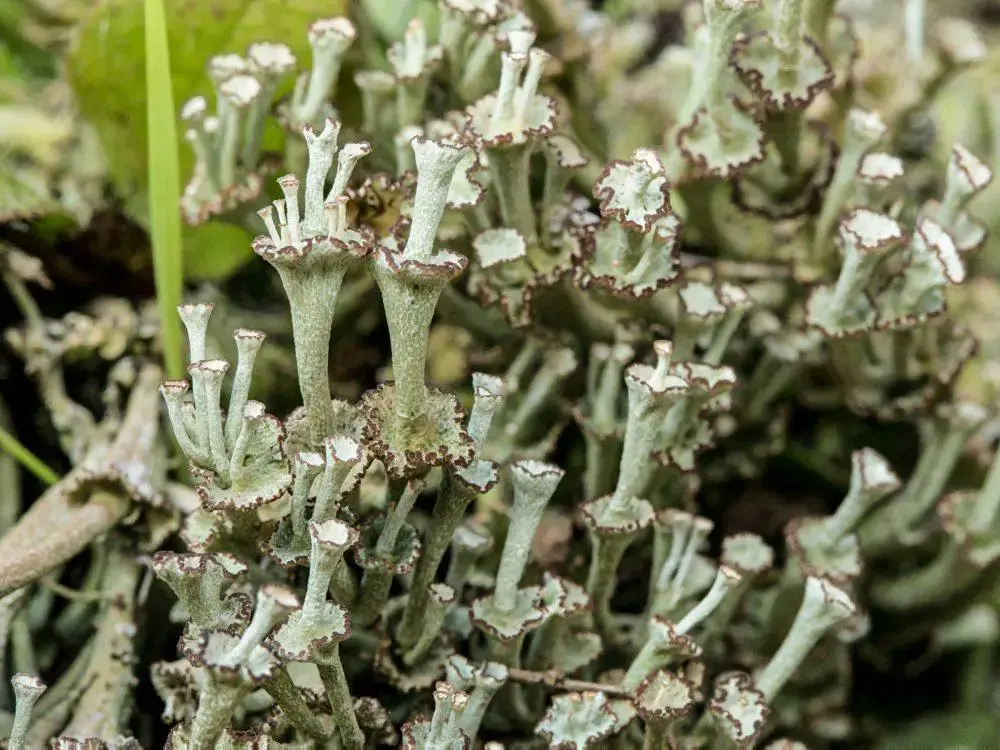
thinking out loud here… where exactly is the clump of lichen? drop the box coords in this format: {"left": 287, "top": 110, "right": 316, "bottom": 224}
{"left": 2, "top": 0, "right": 1000, "bottom": 747}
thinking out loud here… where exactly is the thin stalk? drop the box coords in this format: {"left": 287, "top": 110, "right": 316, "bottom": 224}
{"left": 972, "top": 443, "right": 1000, "bottom": 532}
{"left": 0, "top": 427, "right": 58, "bottom": 486}
{"left": 318, "top": 646, "right": 364, "bottom": 750}
{"left": 770, "top": 110, "right": 804, "bottom": 178}
{"left": 488, "top": 144, "right": 537, "bottom": 243}
{"left": 398, "top": 474, "right": 474, "bottom": 649}
{"left": 263, "top": 668, "right": 331, "bottom": 741}
{"left": 869, "top": 545, "right": 973, "bottom": 610}
{"left": 505, "top": 667, "right": 630, "bottom": 697}
{"left": 355, "top": 480, "right": 420, "bottom": 626}
{"left": 145, "top": 0, "right": 185, "bottom": 379}
{"left": 586, "top": 531, "right": 633, "bottom": 645}
{"left": 189, "top": 679, "right": 248, "bottom": 749}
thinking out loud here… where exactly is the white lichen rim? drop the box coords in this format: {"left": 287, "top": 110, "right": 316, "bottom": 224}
{"left": 234, "top": 327, "right": 267, "bottom": 342}
{"left": 536, "top": 690, "right": 619, "bottom": 743}
{"left": 541, "top": 571, "right": 590, "bottom": 615}
{"left": 294, "top": 450, "right": 325, "bottom": 470}
{"left": 152, "top": 550, "right": 248, "bottom": 578}
{"left": 509, "top": 458, "right": 566, "bottom": 480}
{"left": 219, "top": 74, "right": 263, "bottom": 107}
{"left": 259, "top": 583, "right": 301, "bottom": 610}
{"left": 718, "top": 281, "right": 750, "bottom": 308}
{"left": 708, "top": 671, "right": 769, "bottom": 743}
{"left": 473, "top": 227, "right": 528, "bottom": 269}
{"left": 545, "top": 133, "right": 589, "bottom": 169}
{"left": 472, "top": 371, "right": 505, "bottom": 398}
{"left": 309, "top": 517, "right": 359, "bottom": 548}
{"left": 340, "top": 141, "right": 374, "bottom": 161}
{"left": 430, "top": 582, "right": 457, "bottom": 603}
{"left": 857, "top": 152, "right": 905, "bottom": 184}
{"left": 593, "top": 149, "right": 671, "bottom": 233}
{"left": 679, "top": 280, "right": 727, "bottom": 317}
{"left": 11, "top": 673, "right": 46, "bottom": 694}
{"left": 247, "top": 42, "right": 297, "bottom": 74}
{"left": 208, "top": 53, "right": 250, "bottom": 80}
{"left": 635, "top": 669, "right": 696, "bottom": 720}
{"left": 852, "top": 447, "right": 901, "bottom": 492}
{"left": 325, "top": 435, "right": 364, "bottom": 463}
{"left": 309, "top": 17, "right": 357, "bottom": 41}
{"left": 453, "top": 523, "right": 492, "bottom": 551}
{"left": 160, "top": 380, "right": 191, "bottom": 396}
{"left": 178, "top": 301, "right": 215, "bottom": 319}
{"left": 674, "top": 362, "right": 737, "bottom": 393}
{"left": 717, "top": 564, "right": 742, "bottom": 587}
{"left": 243, "top": 400, "right": 267, "bottom": 420}
{"left": 188, "top": 358, "right": 231, "bottom": 376}
{"left": 506, "top": 29, "right": 538, "bottom": 55}
{"left": 181, "top": 96, "right": 208, "bottom": 121}
{"left": 915, "top": 217, "right": 965, "bottom": 284}
{"left": 720, "top": 532, "right": 774, "bottom": 574}
{"left": 388, "top": 20, "right": 444, "bottom": 79}
{"left": 659, "top": 508, "right": 696, "bottom": 528}
{"left": 950, "top": 143, "right": 993, "bottom": 193}
{"left": 479, "top": 661, "right": 509, "bottom": 683}
{"left": 806, "top": 575, "right": 856, "bottom": 619}
{"left": 847, "top": 108, "right": 888, "bottom": 142}
{"left": 625, "top": 363, "right": 688, "bottom": 397}
{"left": 581, "top": 341, "right": 616, "bottom": 367}
{"left": 838, "top": 208, "right": 905, "bottom": 252}
{"left": 411, "top": 134, "right": 470, "bottom": 178}
{"left": 648, "top": 616, "right": 703, "bottom": 657}
{"left": 442, "top": 0, "right": 505, "bottom": 23}
{"left": 691, "top": 515, "right": 715, "bottom": 536}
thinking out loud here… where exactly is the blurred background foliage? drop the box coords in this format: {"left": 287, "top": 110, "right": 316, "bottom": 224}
{"left": 4, "top": 0, "right": 1000, "bottom": 281}
{"left": 2, "top": 1, "right": 1000, "bottom": 744}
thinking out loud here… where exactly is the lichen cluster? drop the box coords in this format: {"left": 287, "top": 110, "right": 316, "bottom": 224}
{"left": 2, "top": 0, "right": 1000, "bottom": 747}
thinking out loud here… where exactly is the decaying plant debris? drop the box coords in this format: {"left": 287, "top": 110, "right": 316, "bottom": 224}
{"left": 3, "top": 0, "right": 1000, "bottom": 747}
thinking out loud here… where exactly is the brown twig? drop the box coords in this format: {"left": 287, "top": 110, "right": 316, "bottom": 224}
{"left": 0, "top": 363, "right": 165, "bottom": 597}
{"left": 506, "top": 667, "right": 632, "bottom": 698}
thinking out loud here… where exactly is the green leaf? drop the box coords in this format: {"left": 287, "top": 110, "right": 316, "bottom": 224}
{"left": 183, "top": 221, "right": 256, "bottom": 280}
{"left": 146, "top": 0, "right": 185, "bottom": 379}
{"left": 68, "top": 0, "right": 348, "bottom": 237}
{"left": 0, "top": 423, "right": 59, "bottom": 486}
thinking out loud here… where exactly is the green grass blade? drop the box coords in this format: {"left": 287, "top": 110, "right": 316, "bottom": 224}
{"left": 0, "top": 425, "right": 59, "bottom": 486}
{"left": 145, "top": 0, "right": 185, "bottom": 379}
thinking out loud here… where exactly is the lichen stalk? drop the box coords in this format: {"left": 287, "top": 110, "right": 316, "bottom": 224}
{"left": 756, "top": 577, "right": 855, "bottom": 700}
{"left": 397, "top": 474, "right": 476, "bottom": 649}
{"left": 354, "top": 479, "right": 424, "bottom": 626}
{"left": 317, "top": 646, "right": 365, "bottom": 750}
{"left": 263, "top": 667, "right": 331, "bottom": 740}
{"left": 494, "top": 461, "right": 563, "bottom": 613}
{"left": 488, "top": 144, "right": 538, "bottom": 243}
{"left": 585, "top": 531, "right": 634, "bottom": 643}
{"left": 265, "top": 261, "right": 342, "bottom": 444}
{"left": 9, "top": 674, "right": 45, "bottom": 750}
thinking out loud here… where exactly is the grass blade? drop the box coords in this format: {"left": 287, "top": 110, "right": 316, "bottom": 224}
{"left": 145, "top": 0, "right": 185, "bottom": 379}
{"left": 0, "top": 425, "right": 59, "bottom": 486}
